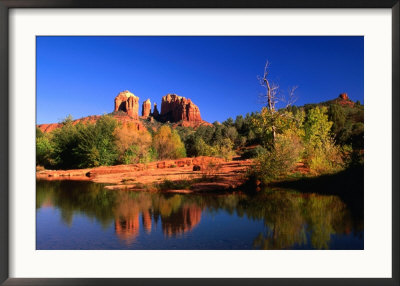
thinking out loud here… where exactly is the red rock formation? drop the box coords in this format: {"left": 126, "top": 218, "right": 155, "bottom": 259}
{"left": 152, "top": 103, "right": 159, "bottom": 117}
{"left": 173, "top": 120, "right": 212, "bottom": 128}
{"left": 37, "top": 115, "right": 100, "bottom": 133}
{"left": 37, "top": 91, "right": 209, "bottom": 134}
{"left": 160, "top": 94, "right": 202, "bottom": 123}
{"left": 142, "top": 99, "right": 151, "bottom": 117}
{"left": 114, "top": 90, "right": 139, "bottom": 119}
{"left": 339, "top": 93, "right": 349, "bottom": 100}
{"left": 38, "top": 123, "right": 62, "bottom": 133}
{"left": 37, "top": 114, "right": 146, "bottom": 134}
{"left": 336, "top": 93, "right": 355, "bottom": 107}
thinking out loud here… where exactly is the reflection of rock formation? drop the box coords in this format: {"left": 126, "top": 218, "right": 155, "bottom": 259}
{"left": 142, "top": 210, "right": 152, "bottom": 233}
{"left": 113, "top": 194, "right": 143, "bottom": 245}
{"left": 114, "top": 214, "right": 140, "bottom": 245}
{"left": 114, "top": 90, "right": 139, "bottom": 119}
{"left": 161, "top": 205, "right": 202, "bottom": 237}
{"left": 113, "top": 205, "right": 202, "bottom": 241}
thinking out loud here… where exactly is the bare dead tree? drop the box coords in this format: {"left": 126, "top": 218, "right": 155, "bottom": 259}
{"left": 257, "top": 61, "right": 281, "bottom": 112}
{"left": 257, "top": 61, "right": 299, "bottom": 142}
{"left": 285, "top": 86, "right": 299, "bottom": 108}
{"left": 258, "top": 61, "right": 299, "bottom": 110}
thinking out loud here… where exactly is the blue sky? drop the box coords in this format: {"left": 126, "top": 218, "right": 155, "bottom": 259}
{"left": 36, "top": 36, "right": 363, "bottom": 124}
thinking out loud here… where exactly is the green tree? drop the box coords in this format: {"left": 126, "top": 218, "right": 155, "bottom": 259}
{"left": 74, "top": 116, "right": 119, "bottom": 168}
{"left": 234, "top": 115, "right": 244, "bottom": 132}
{"left": 51, "top": 117, "right": 81, "bottom": 169}
{"left": 194, "top": 126, "right": 214, "bottom": 145}
{"left": 223, "top": 117, "right": 234, "bottom": 127}
{"left": 223, "top": 126, "right": 239, "bottom": 146}
{"left": 328, "top": 104, "right": 346, "bottom": 136}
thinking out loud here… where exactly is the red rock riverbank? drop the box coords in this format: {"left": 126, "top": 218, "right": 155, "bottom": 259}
{"left": 36, "top": 156, "right": 254, "bottom": 193}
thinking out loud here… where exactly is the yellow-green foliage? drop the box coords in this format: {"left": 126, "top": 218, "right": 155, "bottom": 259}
{"left": 304, "top": 106, "right": 333, "bottom": 149}
{"left": 114, "top": 123, "right": 154, "bottom": 164}
{"left": 214, "top": 138, "right": 236, "bottom": 161}
{"left": 152, "top": 125, "right": 186, "bottom": 160}
{"left": 304, "top": 106, "right": 344, "bottom": 174}
{"left": 193, "top": 138, "right": 216, "bottom": 157}
{"left": 253, "top": 130, "right": 304, "bottom": 183}
{"left": 305, "top": 139, "right": 344, "bottom": 175}
{"left": 249, "top": 105, "right": 347, "bottom": 183}
{"left": 251, "top": 108, "right": 305, "bottom": 147}
{"left": 193, "top": 137, "right": 236, "bottom": 161}
{"left": 36, "top": 133, "right": 54, "bottom": 167}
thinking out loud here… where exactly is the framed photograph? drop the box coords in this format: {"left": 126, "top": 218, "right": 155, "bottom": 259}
{"left": 0, "top": 1, "right": 399, "bottom": 285}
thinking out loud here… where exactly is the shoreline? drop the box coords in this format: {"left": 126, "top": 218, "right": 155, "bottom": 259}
{"left": 36, "top": 156, "right": 254, "bottom": 193}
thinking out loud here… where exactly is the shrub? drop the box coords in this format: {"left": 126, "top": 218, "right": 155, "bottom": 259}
{"left": 193, "top": 138, "right": 216, "bottom": 157}
{"left": 192, "top": 137, "right": 236, "bottom": 161}
{"left": 304, "top": 138, "right": 344, "bottom": 174}
{"left": 250, "top": 131, "right": 303, "bottom": 184}
{"left": 214, "top": 138, "right": 236, "bottom": 161}
{"left": 201, "top": 159, "right": 222, "bottom": 180}
{"left": 241, "top": 145, "right": 266, "bottom": 159}
{"left": 36, "top": 135, "right": 54, "bottom": 167}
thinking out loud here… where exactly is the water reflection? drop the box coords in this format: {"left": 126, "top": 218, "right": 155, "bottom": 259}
{"left": 161, "top": 205, "right": 202, "bottom": 237}
{"left": 36, "top": 180, "right": 363, "bottom": 249}
{"left": 248, "top": 192, "right": 353, "bottom": 249}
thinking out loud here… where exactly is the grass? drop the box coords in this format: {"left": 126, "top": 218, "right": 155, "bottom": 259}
{"left": 130, "top": 177, "right": 213, "bottom": 192}
{"left": 156, "top": 179, "right": 193, "bottom": 191}
{"left": 36, "top": 165, "right": 46, "bottom": 172}
{"left": 121, "top": 178, "right": 136, "bottom": 184}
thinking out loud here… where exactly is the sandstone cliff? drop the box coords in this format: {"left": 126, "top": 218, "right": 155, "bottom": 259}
{"left": 142, "top": 99, "right": 151, "bottom": 117}
{"left": 38, "top": 91, "right": 208, "bottom": 133}
{"left": 159, "top": 94, "right": 202, "bottom": 123}
{"left": 114, "top": 90, "right": 139, "bottom": 119}
{"left": 152, "top": 103, "right": 160, "bottom": 117}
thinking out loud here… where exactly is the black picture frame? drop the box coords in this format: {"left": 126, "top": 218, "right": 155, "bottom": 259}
{"left": 0, "top": 1, "right": 399, "bottom": 285}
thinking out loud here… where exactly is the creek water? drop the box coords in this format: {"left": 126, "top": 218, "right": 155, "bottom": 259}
{"left": 36, "top": 179, "right": 363, "bottom": 250}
